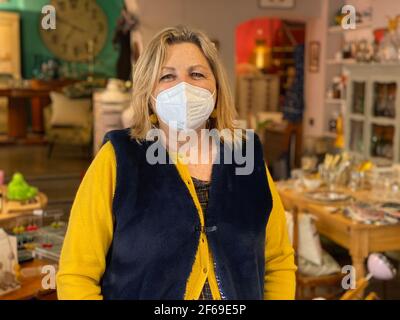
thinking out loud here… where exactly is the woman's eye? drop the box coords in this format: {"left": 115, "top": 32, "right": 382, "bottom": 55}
{"left": 191, "top": 72, "right": 205, "bottom": 79}
{"left": 160, "top": 74, "right": 174, "bottom": 81}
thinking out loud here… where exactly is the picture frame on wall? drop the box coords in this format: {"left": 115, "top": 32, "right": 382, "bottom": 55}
{"left": 258, "top": 0, "right": 295, "bottom": 9}
{"left": 309, "top": 41, "right": 320, "bottom": 73}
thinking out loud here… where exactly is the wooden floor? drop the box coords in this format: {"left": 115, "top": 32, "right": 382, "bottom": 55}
{"left": 0, "top": 144, "right": 91, "bottom": 219}
{"left": 0, "top": 144, "right": 90, "bottom": 179}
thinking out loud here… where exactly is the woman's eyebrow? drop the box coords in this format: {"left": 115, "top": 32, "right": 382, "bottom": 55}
{"left": 189, "top": 64, "right": 208, "bottom": 71}
{"left": 161, "top": 66, "right": 175, "bottom": 72}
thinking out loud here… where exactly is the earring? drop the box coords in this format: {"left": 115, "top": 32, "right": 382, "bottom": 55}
{"left": 210, "top": 109, "right": 217, "bottom": 119}
{"left": 150, "top": 113, "right": 158, "bottom": 125}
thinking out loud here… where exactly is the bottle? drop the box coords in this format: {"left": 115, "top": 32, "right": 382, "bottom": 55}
{"left": 249, "top": 29, "right": 271, "bottom": 72}
{"left": 342, "top": 42, "right": 352, "bottom": 60}
{"left": 329, "top": 111, "right": 338, "bottom": 132}
{"left": 334, "top": 113, "right": 344, "bottom": 150}
{"left": 332, "top": 77, "right": 342, "bottom": 99}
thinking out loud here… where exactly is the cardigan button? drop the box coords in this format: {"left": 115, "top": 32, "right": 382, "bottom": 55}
{"left": 203, "top": 268, "right": 208, "bottom": 274}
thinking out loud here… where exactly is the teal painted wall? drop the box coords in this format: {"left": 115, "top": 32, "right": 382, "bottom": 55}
{"left": 0, "top": 0, "right": 124, "bottom": 78}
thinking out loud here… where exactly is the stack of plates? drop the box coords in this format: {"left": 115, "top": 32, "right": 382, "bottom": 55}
{"left": 305, "top": 191, "right": 351, "bottom": 203}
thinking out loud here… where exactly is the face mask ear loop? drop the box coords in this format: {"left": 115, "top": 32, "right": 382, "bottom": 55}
{"left": 210, "top": 90, "right": 217, "bottom": 121}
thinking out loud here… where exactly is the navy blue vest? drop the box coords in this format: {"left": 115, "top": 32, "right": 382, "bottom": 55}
{"left": 100, "top": 129, "right": 273, "bottom": 299}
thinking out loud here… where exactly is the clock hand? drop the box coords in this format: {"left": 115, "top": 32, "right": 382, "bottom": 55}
{"left": 65, "top": 27, "right": 74, "bottom": 41}
{"left": 57, "top": 16, "right": 86, "bottom": 33}
{"left": 60, "top": 19, "right": 96, "bottom": 39}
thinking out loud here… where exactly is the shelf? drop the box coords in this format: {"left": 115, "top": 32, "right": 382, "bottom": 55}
{"left": 327, "top": 59, "right": 357, "bottom": 65}
{"left": 370, "top": 157, "right": 394, "bottom": 167}
{"left": 272, "top": 47, "right": 295, "bottom": 53}
{"left": 327, "top": 60, "right": 400, "bottom": 68}
{"left": 370, "top": 117, "right": 396, "bottom": 126}
{"left": 325, "top": 98, "right": 346, "bottom": 104}
{"left": 275, "top": 59, "right": 295, "bottom": 65}
{"left": 328, "top": 22, "right": 372, "bottom": 34}
{"left": 323, "top": 131, "right": 337, "bottom": 138}
{"left": 349, "top": 114, "right": 365, "bottom": 121}
{"left": 344, "top": 62, "right": 400, "bottom": 68}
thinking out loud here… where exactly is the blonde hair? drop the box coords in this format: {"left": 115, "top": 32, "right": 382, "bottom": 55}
{"left": 130, "top": 25, "right": 242, "bottom": 142}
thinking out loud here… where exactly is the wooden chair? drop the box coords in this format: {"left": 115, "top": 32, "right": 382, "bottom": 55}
{"left": 43, "top": 104, "right": 93, "bottom": 158}
{"left": 292, "top": 206, "right": 345, "bottom": 300}
{"left": 340, "top": 276, "right": 380, "bottom": 300}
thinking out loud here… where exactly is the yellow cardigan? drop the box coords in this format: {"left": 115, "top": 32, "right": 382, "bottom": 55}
{"left": 57, "top": 141, "right": 297, "bottom": 300}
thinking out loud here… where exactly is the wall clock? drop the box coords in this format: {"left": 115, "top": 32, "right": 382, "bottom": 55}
{"left": 39, "top": 0, "right": 108, "bottom": 62}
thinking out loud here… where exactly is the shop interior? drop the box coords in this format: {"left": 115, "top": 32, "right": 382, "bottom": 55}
{"left": 1, "top": 0, "right": 400, "bottom": 300}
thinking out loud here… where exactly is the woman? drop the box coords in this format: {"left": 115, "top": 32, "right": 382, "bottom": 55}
{"left": 57, "top": 26, "right": 296, "bottom": 300}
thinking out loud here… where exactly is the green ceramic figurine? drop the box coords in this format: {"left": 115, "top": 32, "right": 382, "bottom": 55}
{"left": 6, "top": 172, "right": 38, "bottom": 201}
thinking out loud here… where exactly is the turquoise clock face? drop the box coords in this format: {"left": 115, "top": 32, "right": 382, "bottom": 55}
{"left": 40, "top": 0, "right": 108, "bottom": 62}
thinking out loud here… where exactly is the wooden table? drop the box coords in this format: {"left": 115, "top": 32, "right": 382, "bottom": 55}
{"left": 0, "top": 79, "right": 77, "bottom": 143}
{"left": 277, "top": 183, "right": 400, "bottom": 283}
{"left": 0, "top": 87, "right": 51, "bottom": 141}
{"left": 0, "top": 185, "right": 48, "bottom": 229}
{"left": 0, "top": 259, "right": 57, "bottom": 300}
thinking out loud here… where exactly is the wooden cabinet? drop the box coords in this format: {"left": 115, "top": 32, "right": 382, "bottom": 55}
{"left": 345, "top": 64, "right": 400, "bottom": 163}
{"left": 0, "top": 11, "right": 20, "bottom": 79}
{"left": 236, "top": 74, "right": 280, "bottom": 119}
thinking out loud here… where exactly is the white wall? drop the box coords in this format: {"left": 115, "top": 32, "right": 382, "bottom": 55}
{"left": 303, "top": 0, "right": 329, "bottom": 137}
{"left": 372, "top": 0, "right": 400, "bottom": 28}
{"left": 138, "top": 0, "right": 322, "bottom": 87}
{"left": 137, "top": 0, "right": 400, "bottom": 139}
{"left": 350, "top": 0, "right": 400, "bottom": 29}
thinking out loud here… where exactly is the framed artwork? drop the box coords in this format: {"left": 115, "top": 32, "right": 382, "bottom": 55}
{"left": 309, "top": 41, "right": 320, "bottom": 73}
{"left": 258, "top": 0, "right": 295, "bottom": 9}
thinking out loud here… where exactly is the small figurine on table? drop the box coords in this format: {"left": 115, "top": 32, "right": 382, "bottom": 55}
{"left": 6, "top": 173, "right": 38, "bottom": 202}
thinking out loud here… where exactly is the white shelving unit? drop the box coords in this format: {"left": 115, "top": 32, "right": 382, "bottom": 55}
{"left": 328, "top": 22, "right": 372, "bottom": 34}
{"left": 326, "top": 59, "right": 357, "bottom": 65}
{"left": 325, "top": 98, "right": 346, "bottom": 104}
{"left": 344, "top": 64, "right": 400, "bottom": 163}
{"left": 322, "top": 0, "right": 374, "bottom": 139}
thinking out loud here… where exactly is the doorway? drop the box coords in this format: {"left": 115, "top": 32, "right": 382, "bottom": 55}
{"left": 235, "top": 17, "right": 305, "bottom": 179}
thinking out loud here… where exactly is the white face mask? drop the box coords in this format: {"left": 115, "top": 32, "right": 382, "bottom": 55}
{"left": 152, "top": 82, "right": 216, "bottom": 131}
